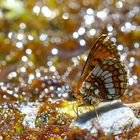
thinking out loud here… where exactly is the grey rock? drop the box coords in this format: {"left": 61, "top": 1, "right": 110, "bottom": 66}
{"left": 71, "top": 100, "right": 140, "bottom": 135}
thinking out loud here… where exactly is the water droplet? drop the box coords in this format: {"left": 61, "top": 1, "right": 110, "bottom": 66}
{"left": 117, "top": 45, "right": 123, "bottom": 51}
{"left": 52, "top": 48, "right": 58, "bottom": 55}
{"left": 78, "top": 27, "right": 86, "bottom": 35}
{"left": 22, "top": 56, "right": 28, "bottom": 62}
{"left": 79, "top": 39, "right": 86, "bottom": 46}
{"left": 33, "top": 5, "right": 40, "bottom": 14}
{"left": 73, "top": 32, "right": 79, "bottom": 39}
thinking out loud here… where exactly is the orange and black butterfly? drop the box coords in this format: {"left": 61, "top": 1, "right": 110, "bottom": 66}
{"left": 76, "top": 34, "right": 127, "bottom": 105}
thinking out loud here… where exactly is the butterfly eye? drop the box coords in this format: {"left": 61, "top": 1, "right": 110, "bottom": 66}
{"left": 78, "top": 34, "right": 127, "bottom": 105}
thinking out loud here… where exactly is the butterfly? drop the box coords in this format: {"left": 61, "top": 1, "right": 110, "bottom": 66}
{"left": 75, "top": 34, "right": 127, "bottom": 105}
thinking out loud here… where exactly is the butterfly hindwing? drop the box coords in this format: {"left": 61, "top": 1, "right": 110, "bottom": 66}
{"left": 79, "top": 59, "right": 127, "bottom": 104}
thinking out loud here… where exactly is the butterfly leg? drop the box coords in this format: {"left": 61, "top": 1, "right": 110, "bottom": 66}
{"left": 93, "top": 105, "right": 99, "bottom": 120}
{"left": 72, "top": 102, "right": 85, "bottom": 118}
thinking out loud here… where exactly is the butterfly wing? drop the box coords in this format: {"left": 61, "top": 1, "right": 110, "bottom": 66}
{"left": 79, "top": 59, "right": 127, "bottom": 104}
{"left": 78, "top": 34, "right": 120, "bottom": 90}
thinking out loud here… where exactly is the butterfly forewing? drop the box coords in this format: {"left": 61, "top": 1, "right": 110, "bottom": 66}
{"left": 78, "top": 34, "right": 120, "bottom": 89}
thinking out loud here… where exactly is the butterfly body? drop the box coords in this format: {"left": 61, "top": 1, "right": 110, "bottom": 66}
{"left": 77, "top": 34, "right": 127, "bottom": 105}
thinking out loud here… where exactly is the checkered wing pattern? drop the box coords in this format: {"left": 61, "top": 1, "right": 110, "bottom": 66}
{"left": 79, "top": 34, "right": 120, "bottom": 88}
{"left": 80, "top": 59, "right": 127, "bottom": 104}
{"left": 78, "top": 34, "right": 127, "bottom": 104}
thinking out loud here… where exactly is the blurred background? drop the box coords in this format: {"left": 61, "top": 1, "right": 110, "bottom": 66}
{"left": 0, "top": 0, "right": 140, "bottom": 103}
